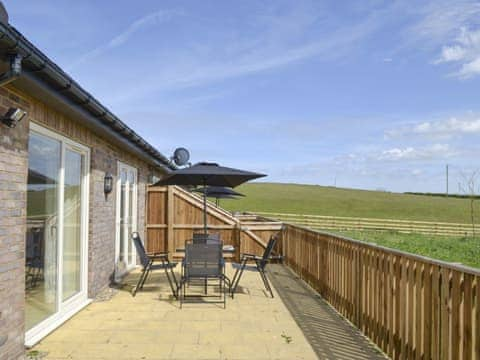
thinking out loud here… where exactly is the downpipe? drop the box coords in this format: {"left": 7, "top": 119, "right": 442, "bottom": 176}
{"left": 0, "top": 53, "right": 21, "bottom": 86}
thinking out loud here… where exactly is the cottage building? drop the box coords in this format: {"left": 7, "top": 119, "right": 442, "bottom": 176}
{"left": 0, "top": 4, "right": 173, "bottom": 358}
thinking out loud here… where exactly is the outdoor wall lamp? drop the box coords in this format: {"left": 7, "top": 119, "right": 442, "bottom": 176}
{"left": 104, "top": 173, "right": 113, "bottom": 195}
{"left": 1, "top": 107, "right": 26, "bottom": 128}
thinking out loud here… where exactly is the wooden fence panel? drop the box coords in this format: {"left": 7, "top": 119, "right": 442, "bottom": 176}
{"left": 146, "top": 186, "right": 282, "bottom": 260}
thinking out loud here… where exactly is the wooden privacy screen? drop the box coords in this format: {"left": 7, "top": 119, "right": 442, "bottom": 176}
{"left": 146, "top": 186, "right": 283, "bottom": 259}
{"left": 282, "top": 223, "right": 480, "bottom": 360}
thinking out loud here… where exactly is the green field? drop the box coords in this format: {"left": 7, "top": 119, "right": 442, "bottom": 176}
{"left": 220, "top": 182, "right": 480, "bottom": 269}
{"left": 221, "top": 182, "right": 477, "bottom": 224}
{"left": 336, "top": 230, "right": 480, "bottom": 269}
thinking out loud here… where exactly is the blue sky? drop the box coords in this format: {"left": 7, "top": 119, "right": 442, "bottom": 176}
{"left": 6, "top": 0, "right": 480, "bottom": 192}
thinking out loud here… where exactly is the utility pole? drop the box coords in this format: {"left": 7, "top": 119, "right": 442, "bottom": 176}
{"left": 446, "top": 164, "right": 449, "bottom": 197}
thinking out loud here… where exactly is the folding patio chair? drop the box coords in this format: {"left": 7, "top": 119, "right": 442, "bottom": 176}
{"left": 230, "top": 234, "right": 279, "bottom": 298}
{"left": 131, "top": 232, "right": 178, "bottom": 298}
{"left": 179, "top": 241, "right": 230, "bottom": 308}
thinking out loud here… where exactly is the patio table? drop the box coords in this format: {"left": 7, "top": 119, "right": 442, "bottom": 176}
{"left": 173, "top": 245, "right": 235, "bottom": 259}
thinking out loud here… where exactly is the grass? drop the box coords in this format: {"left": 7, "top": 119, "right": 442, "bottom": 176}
{"left": 219, "top": 182, "right": 480, "bottom": 269}
{"left": 221, "top": 182, "right": 478, "bottom": 224}
{"left": 333, "top": 230, "right": 480, "bottom": 269}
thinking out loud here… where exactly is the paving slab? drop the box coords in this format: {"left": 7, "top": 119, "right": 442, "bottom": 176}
{"left": 31, "top": 264, "right": 317, "bottom": 359}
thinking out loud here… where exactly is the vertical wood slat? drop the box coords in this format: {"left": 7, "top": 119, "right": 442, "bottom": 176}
{"left": 415, "top": 262, "right": 422, "bottom": 360}
{"left": 400, "top": 258, "right": 407, "bottom": 360}
{"left": 423, "top": 263, "right": 432, "bottom": 360}
{"left": 462, "top": 274, "right": 473, "bottom": 360}
{"left": 407, "top": 260, "right": 415, "bottom": 359}
{"left": 441, "top": 268, "right": 451, "bottom": 360}
{"left": 431, "top": 266, "right": 440, "bottom": 360}
{"left": 166, "top": 186, "right": 174, "bottom": 258}
{"left": 475, "top": 276, "right": 480, "bottom": 360}
{"left": 450, "top": 271, "right": 461, "bottom": 360}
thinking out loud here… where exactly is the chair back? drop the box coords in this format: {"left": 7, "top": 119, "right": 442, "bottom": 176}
{"left": 192, "top": 233, "right": 209, "bottom": 244}
{"left": 131, "top": 232, "right": 150, "bottom": 268}
{"left": 192, "top": 232, "right": 221, "bottom": 244}
{"left": 259, "top": 235, "right": 278, "bottom": 270}
{"left": 184, "top": 242, "right": 223, "bottom": 278}
{"left": 207, "top": 233, "right": 221, "bottom": 244}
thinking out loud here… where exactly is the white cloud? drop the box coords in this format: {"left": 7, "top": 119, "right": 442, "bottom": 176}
{"left": 410, "top": 1, "right": 480, "bottom": 44}
{"left": 67, "top": 9, "right": 181, "bottom": 70}
{"left": 376, "top": 144, "right": 456, "bottom": 162}
{"left": 435, "top": 27, "right": 480, "bottom": 78}
{"left": 84, "top": 2, "right": 400, "bottom": 105}
{"left": 386, "top": 115, "right": 480, "bottom": 139}
{"left": 406, "top": 1, "right": 480, "bottom": 78}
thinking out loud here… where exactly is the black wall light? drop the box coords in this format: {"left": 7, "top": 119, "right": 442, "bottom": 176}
{"left": 104, "top": 173, "right": 113, "bottom": 194}
{"left": 1, "top": 107, "right": 27, "bottom": 128}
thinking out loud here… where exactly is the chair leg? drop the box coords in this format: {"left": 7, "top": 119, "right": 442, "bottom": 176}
{"left": 230, "top": 258, "right": 248, "bottom": 297}
{"left": 140, "top": 264, "right": 152, "bottom": 289}
{"left": 132, "top": 267, "right": 148, "bottom": 297}
{"left": 162, "top": 260, "right": 178, "bottom": 299}
{"left": 258, "top": 266, "right": 274, "bottom": 298}
{"left": 223, "top": 275, "right": 226, "bottom": 309}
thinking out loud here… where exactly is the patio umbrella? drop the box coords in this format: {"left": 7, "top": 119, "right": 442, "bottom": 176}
{"left": 154, "top": 162, "right": 265, "bottom": 233}
{"left": 193, "top": 186, "right": 245, "bottom": 207}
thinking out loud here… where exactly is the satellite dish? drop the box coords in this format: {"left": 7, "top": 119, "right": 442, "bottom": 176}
{"left": 172, "top": 147, "right": 190, "bottom": 166}
{"left": 0, "top": 2, "right": 9, "bottom": 24}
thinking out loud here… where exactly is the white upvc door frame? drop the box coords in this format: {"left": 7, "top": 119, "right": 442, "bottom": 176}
{"left": 25, "top": 123, "right": 91, "bottom": 347}
{"left": 114, "top": 161, "right": 138, "bottom": 279}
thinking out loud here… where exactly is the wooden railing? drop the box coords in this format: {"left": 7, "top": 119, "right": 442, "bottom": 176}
{"left": 256, "top": 211, "right": 476, "bottom": 237}
{"left": 281, "top": 223, "right": 480, "bottom": 360}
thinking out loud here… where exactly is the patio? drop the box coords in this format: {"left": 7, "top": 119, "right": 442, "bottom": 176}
{"left": 30, "top": 264, "right": 318, "bottom": 359}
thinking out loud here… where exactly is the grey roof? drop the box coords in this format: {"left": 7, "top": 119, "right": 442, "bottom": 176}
{"left": 0, "top": 18, "right": 174, "bottom": 171}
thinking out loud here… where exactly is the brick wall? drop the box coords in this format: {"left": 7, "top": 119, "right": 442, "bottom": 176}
{"left": 0, "top": 88, "right": 29, "bottom": 360}
{"left": 0, "top": 85, "right": 165, "bottom": 357}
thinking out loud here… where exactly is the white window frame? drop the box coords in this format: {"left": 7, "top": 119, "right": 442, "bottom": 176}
{"left": 115, "top": 161, "right": 138, "bottom": 279}
{"left": 25, "top": 123, "right": 91, "bottom": 347}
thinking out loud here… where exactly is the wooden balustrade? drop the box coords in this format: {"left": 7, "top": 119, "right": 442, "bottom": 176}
{"left": 281, "top": 223, "right": 480, "bottom": 360}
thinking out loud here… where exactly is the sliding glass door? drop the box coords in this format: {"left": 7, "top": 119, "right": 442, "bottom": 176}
{"left": 25, "top": 124, "right": 89, "bottom": 344}
{"left": 115, "top": 162, "right": 137, "bottom": 278}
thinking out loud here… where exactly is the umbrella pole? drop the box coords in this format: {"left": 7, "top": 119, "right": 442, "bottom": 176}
{"left": 203, "top": 180, "right": 207, "bottom": 235}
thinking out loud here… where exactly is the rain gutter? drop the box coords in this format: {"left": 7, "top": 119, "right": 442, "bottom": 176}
{"left": 0, "top": 21, "right": 173, "bottom": 172}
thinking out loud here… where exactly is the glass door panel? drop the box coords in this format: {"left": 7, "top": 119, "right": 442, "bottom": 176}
{"left": 127, "top": 170, "right": 135, "bottom": 265}
{"left": 116, "top": 163, "right": 137, "bottom": 276}
{"left": 25, "top": 132, "right": 61, "bottom": 331}
{"left": 25, "top": 125, "right": 89, "bottom": 341}
{"left": 62, "top": 149, "right": 84, "bottom": 301}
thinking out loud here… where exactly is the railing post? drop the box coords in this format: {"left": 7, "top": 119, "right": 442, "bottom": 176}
{"left": 234, "top": 223, "right": 241, "bottom": 263}
{"left": 167, "top": 185, "right": 174, "bottom": 260}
